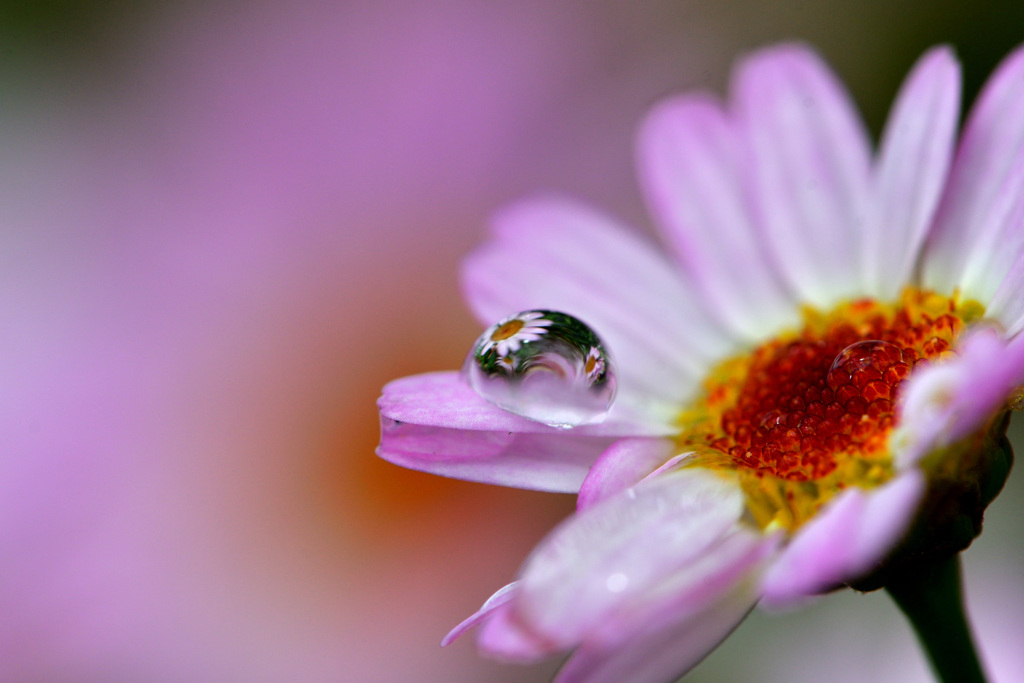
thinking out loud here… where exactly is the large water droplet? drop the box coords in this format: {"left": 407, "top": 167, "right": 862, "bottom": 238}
{"left": 464, "top": 310, "right": 617, "bottom": 427}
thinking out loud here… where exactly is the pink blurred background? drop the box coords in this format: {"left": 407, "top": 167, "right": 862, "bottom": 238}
{"left": 1, "top": 2, "right": 1021, "bottom": 681}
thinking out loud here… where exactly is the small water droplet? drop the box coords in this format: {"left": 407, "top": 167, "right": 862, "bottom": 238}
{"left": 464, "top": 310, "right": 617, "bottom": 427}
{"left": 827, "top": 340, "right": 904, "bottom": 392}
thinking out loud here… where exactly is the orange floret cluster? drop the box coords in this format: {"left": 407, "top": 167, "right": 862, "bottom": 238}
{"left": 679, "top": 290, "right": 981, "bottom": 483}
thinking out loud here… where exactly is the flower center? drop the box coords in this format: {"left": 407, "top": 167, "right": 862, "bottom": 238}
{"left": 676, "top": 288, "right": 984, "bottom": 531}
{"left": 491, "top": 319, "right": 525, "bottom": 341}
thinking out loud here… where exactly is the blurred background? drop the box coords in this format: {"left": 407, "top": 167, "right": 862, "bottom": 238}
{"left": 1, "top": 1, "right": 1022, "bottom": 681}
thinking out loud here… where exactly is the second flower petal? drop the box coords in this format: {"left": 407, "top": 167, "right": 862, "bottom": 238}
{"left": 554, "top": 529, "right": 770, "bottom": 683}
{"left": 510, "top": 468, "right": 748, "bottom": 647}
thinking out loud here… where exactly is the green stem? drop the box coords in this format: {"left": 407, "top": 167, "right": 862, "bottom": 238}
{"left": 885, "top": 554, "right": 987, "bottom": 683}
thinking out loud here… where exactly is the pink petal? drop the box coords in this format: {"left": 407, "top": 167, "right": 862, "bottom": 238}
{"left": 963, "top": 156, "right": 1024, "bottom": 307}
{"left": 865, "top": 46, "right": 961, "bottom": 298}
{"left": 923, "top": 44, "right": 1024, "bottom": 306}
{"left": 380, "top": 371, "right": 674, "bottom": 436}
{"left": 554, "top": 529, "right": 772, "bottom": 683}
{"left": 851, "top": 472, "right": 927, "bottom": 573}
{"left": 555, "top": 599, "right": 753, "bottom": 683}
{"left": 892, "top": 328, "right": 1024, "bottom": 468}
{"left": 733, "top": 44, "right": 872, "bottom": 308}
{"left": 987, "top": 250, "right": 1024, "bottom": 336}
{"left": 378, "top": 372, "right": 626, "bottom": 491}
{"left": 460, "top": 196, "right": 737, "bottom": 416}
{"left": 576, "top": 438, "right": 674, "bottom": 511}
{"left": 442, "top": 582, "right": 519, "bottom": 647}
{"left": 760, "top": 470, "right": 925, "bottom": 608}
{"left": 478, "top": 601, "right": 558, "bottom": 662}
{"left": 512, "top": 469, "right": 746, "bottom": 648}
{"left": 636, "top": 94, "right": 799, "bottom": 341}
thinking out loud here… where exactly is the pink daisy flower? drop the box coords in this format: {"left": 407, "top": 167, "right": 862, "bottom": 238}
{"left": 377, "top": 43, "right": 1024, "bottom": 682}
{"left": 477, "top": 311, "right": 556, "bottom": 360}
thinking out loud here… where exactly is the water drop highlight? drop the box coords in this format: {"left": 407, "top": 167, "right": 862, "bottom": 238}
{"left": 827, "top": 340, "right": 908, "bottom": 393}
{"left": 464, "top": 310, "right": 617, "bottom": 427}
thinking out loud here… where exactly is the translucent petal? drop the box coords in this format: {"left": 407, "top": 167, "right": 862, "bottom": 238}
{"left": 865, "top": 46, "right": 960, "bottom": 298}
{"left": 637, "top": 94, "right": 798, "bottom": 341}
{"left": 733, "top": 44, "right": 872, "bottom": 308}
{"left": 923, "top": 44, "right": 1024, "bottom": 305}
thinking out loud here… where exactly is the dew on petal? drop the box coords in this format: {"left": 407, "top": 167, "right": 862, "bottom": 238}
{"left": 464, "top": 310, "right": 617, "bottom": 427}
